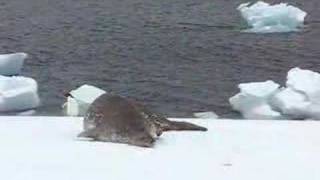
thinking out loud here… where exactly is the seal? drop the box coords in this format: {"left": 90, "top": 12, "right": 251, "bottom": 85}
{"left": 78, "top": 93, "right": 207, "bottom": 147}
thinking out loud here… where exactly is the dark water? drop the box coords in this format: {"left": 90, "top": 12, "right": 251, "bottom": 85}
{"left": 0, "top": 0, "right": 319, "bottom": 117}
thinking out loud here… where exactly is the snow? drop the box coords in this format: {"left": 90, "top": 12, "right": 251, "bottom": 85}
{"left": 0, "top": 75, "right": 40, "bottom": 112}
{"left": 230, "top": 68, "right": 320, "bottom": 120}
{"left": 0, "top": 116, "right": 319, "bottom": 180}
{"left": 0, "top": 52, "right": 28, "bottom": 75}
{"left": 63, "top": 84, "right": 106, "bottom": 116}
{"left": 238, "top": 1, "right": 307, "bottom": 33}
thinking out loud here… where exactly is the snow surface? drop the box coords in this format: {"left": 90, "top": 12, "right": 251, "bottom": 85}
{"left": 63, "top": 84, "right": 106, "bottom": 116}
{"left": 230, "top": 68, "right": 320, "bottom": 120}
{"left": 0, "top": 52, "right": 28, "bottom": 76}
{"left": 238, "top": 1, "right": 307, "bottom": 33}
{"left": 0, "top": 75, "right": 40, "bottom": 112}
{"left": 0, "top": 116, "right": 319, "bottom": 180}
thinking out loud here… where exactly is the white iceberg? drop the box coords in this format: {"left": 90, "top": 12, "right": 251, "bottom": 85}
{"left": 238, "top": 1, "right": 307, "bottom": 33}
{"left": 230, "top": 68, "right": 320, "bottom": 120}
{"left": 0, "top": 75, "right": 40, "bottom": 112}
{"left": 243, "top": 104, "right": 283, "bottom": 120}
{"left": 305, "top": 104, "right": 320, "bottom": 120}
{"left": 63, "top": 84, "right": 106, "bottom": 116}
{"left": 284, "top": 68, "right": 320, "bottom": 119}
{"left": 0, "top": 53, "right": 28, "bottom": 76}
{"left": 193, "top": 111, "right": 219, "bottom": 119}
{"left": 229, "top": 80, "right": 282, "bottom": 119}
{"left": 270, "top": 87, "right": 310, "bottom": 119}
{"left": 286, "top": 67, "right": 320, "bottom": 102}
{"left": 16, "top": 109, "right": 37, "bottom": 116}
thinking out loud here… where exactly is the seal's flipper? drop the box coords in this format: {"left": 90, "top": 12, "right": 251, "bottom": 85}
{"left": 162, "top": 121, "right": 207, "bottom": 131}
{"left": 131, "top": 101, "right": 207, "bottom": 132}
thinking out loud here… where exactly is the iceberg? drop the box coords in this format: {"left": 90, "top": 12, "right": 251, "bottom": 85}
{"left": 286, "top": 68, "right": 320, "bottom": 102}
{"left": 229, "top": 80, "right": 283, "bottom": 119}
{"left": 243, "top": 104, "right": 283, "bottom": 120}
{"left": 230, "top": 68, "right": 320, "bottom": 120}
{"left": 0, "top": 75, "right": 40, "bottom": 112}
{"left": 0, "top": 53, "right": 28, "bottom": 76}
{"left": 238, "top": 1, "right": 307, "bottom": 33}
{"left": 270, "top": 88, "right": 310, "bottom": 119}
{"left": 285, "top": 68, "right": 320, "bottom": 119}
{"left": 229, "top": 80, "right": 282, "bottom": 119}
{"left": 193, "top": 111, "right": 219, "bottom": 119}
{"left": 304, "top": 104, "right": 320, "bottom": 120}
{"left": 63, "top": 84, "right": 106, "bottom": 116}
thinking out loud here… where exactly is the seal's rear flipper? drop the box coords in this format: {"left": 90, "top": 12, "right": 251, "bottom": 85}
{"left": 163, "top": 121, "right": 207, "bottom": 131}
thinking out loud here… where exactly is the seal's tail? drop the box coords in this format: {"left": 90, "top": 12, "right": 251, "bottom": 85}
{"left": 161, "top": 120, "right": 207, "bottom": 131}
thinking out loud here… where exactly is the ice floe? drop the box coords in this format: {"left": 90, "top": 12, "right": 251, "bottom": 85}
{"left": 270, "top": 87, "right": 309, "bottom": 119}
{"left": 0, "top": 52, "right": 40, "bottom": 113}
{"left": 0, "top": 52, "right": 28, "bottom": 76}
{"left": 229, "top": 80, "right": 282, "bottom": 119}
{"left": 0, "top": 75, "right": 40, "bottom": 112}
{"left": 193, "top": 111, "right": 219, "bottom": 119}
{"left": 286, "top": 68, "right": 320, "bottom": 102}
{"left": 63, "top": 84, "right": 106, "bottom": 116}
{"left": 238, "top": 1, "right": 307, "bottom": 33}
{"left": 230, "top": 68, "right": 320, "bottom": 120}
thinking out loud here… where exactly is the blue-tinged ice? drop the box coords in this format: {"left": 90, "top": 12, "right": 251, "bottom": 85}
{"left": 193, "top": 111, "right": 219, "bottom": 119}
{"left": 0, "top": 75, "right": 40, "bottom": 112}
{"left": 229, "top": 80, "right": 283, "bottom": 120}
{"left": 238, "top": 1, "right": 307, "bottom": 33}
{"left": 0, "top": 53, "right": 28, "bottom": 76}
{"left": 230, "top": 68, "right": 320, "bottom": 120}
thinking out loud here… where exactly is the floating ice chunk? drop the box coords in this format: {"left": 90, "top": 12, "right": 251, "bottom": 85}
{"left": 286, "top": 67, "right": 320, "bottom": 102}
{"left": 229, "top": 80, "right": 281, "bottom": 119}
{"left": 69, "top": 84, "right": 106, "bottom": 104}
{"left": 230, "top": 68, "right": 320, "bottom": 120}
{"left": 304, "top": 104, "right": 320, "bottom": 120}
{"left": 229, "top": 80, "right": 280, "bottom": 111}
{"left": 16, "top": 109, "right": 37, "bottom": 116}
{"left": 63, "top": 84, "right": 106, "bottom": 116}
{"left": 270, "top": 87, "right": 310, "bottom": 119}
{"left": 243, "top": 104, "right": 283, "bottom": 120}
{"left": 0, "top": 75, "right": 40, "bottom": 112}
{"left": 238, "top": 1, "right": 307, "bottom": 33}
{"left": 193, "top": 111, "right": 219, "bottom": 119}
{"left": 238, "top": 80, "right": 280, "bottom": 98}
{"left": 0, "top": 53, "right": 28, "bottom": 76}
{"left": 285, "top": 67, "right": 320, "bottom": 120}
